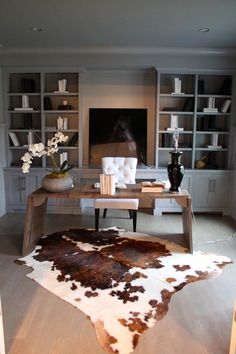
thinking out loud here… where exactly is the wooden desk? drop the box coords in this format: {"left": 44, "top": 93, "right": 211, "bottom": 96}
{"left": 22, "top": 184, "right": 193, "bottom": 256}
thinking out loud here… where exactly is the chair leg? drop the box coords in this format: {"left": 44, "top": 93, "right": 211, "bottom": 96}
{"left": 95, "top": 208, "right": 100, "bottom": 231}
{"left": 103, "top": 209, "right": 107, "bottom": 218}
{"left": 133, "top": 210, "right": 137, "bottom": 232}
{"left": 129, "top": 209, "right": 133, "bottom": 219}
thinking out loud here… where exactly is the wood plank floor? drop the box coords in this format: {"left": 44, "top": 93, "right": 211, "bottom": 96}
{"left": 0, "top": 210, "right": 236, "bottom": 354}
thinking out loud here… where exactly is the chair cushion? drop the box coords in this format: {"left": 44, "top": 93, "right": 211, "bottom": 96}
{"left": 94, "top": 198, "right": 139, "bottom": 210}
{"left": 102, "top": 157, "right": 137, "bottom": 184}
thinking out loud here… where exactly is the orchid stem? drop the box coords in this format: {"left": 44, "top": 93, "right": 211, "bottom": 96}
{"left": 50, "top": 154, "right": 59, "bottom": 172}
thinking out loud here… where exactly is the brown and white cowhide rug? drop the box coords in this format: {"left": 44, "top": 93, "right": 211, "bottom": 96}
{"left": 17, "top": 228, "right": 232, "bottom": 354}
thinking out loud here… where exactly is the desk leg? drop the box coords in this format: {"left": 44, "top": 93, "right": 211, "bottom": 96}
{"left": 22, "top": 195, "right": 48, "bottom": 256}
{"left": 182, "top": 198, "right": 193, "bottom": 253}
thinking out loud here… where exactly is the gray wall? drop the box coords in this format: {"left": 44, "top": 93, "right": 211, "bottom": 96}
{"left": 82, "top": 68, "right": 156, "bottom": 166}
{"left": 0, "top": 69, "right": 6, "bottom": 216}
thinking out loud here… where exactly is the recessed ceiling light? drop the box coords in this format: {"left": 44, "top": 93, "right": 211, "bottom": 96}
{"left": 198, "top": 28, "right": 210, "bottom": 32}
{"left": 31, "top": 27, "right": 42, "bottom": 32}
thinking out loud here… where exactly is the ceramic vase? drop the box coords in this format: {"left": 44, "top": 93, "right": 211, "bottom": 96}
{"left": 167, "top": 150, "right": 184, "bottom": 192}
{"left": 42, "top": 174, "right": 73, "bottom": 192}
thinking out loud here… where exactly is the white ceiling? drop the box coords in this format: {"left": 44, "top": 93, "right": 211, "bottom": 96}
{"left": 0, "top": 0, "right": 236, "bottom": 54}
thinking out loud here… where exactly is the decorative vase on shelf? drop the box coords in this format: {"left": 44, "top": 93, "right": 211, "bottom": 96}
{"left": 167, "top": 150, "right": 184, "bottom": 193}
{"left": 42, "top": 173, "right": 74, "bottom": 193}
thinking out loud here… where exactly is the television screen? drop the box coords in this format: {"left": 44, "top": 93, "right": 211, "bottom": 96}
{"left": 89, "top": 108, "right": 147, "bottom": 167}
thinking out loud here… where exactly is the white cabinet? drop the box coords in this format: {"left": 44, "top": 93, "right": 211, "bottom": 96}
{"left": 4, "top": 168, "right": 82, "bottom": 213}
{"left": 193, "top": 171, "right": 231, "bottom": 213}
{"left": 4, "top": 170, "right": 42, "bottom": 211}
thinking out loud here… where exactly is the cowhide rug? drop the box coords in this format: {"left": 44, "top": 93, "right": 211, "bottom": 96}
{"left": 16, "top": 228, "right": 232, "bottom": 354}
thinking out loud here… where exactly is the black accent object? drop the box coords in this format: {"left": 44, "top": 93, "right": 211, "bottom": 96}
{"left": 21, "top": 79, "right": 35, "bottom": 93}
{"left": 44, "top": 97, "right": 53, "bottom": 110}
{"left": 182, "top": 98, "right": 194, "bottom": 112}
{"left": 23, "top": 113, "right": 33, "bottom": 129}
{"left": 198, "top": 80, "right": 205, "bottom": 94}
{"left": 167, "top": 150, "right": 185, "bottom": 192}
{"left": 219, "top": 78, "right": 232, "bottom": 95}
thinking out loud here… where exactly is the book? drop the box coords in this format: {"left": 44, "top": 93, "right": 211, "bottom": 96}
{"left": 67, "top": 132, "right": 78, "bottom": 146}
{"left": 220, "top": 99, "right": 231, "bottom": 113}
{"left": 207, "top": 145, "right": 222, "bottom": 149}
{"left": 21, "top": 78, "right": 35, "bottom": 93}
{"left": 167, "top": 128, "right": 184, "bottom": 131}
{"left": 203, "top": 108, "right": 218, "bottom": 113}
{"left": 9, "top": 132, "right": 20, "bottom": 146}
{"left": 182, "top": 98, "right": 194, "bottom": 112}
{"left": 14, "top": 107, "right": 33, "bottom": 111}
{"left": 141, "top": 181, "right": 165, "bottom": 193}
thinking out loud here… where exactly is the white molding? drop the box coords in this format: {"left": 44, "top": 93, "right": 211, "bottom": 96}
{"left": 1, "top": 46, "right": 236, "bottom": 57}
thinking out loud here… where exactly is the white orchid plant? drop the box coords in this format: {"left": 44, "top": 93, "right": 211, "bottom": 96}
{"left": 21, "top": 132, "right": 73, "bottom": 177}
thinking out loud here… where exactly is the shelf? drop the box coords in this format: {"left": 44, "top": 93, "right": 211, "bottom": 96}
{"left": 160, "top": 94, "right": 194, "bottom": 97}
{"left": 159, "top": 111, "right": 193, "bottom": 115}
{"left": 196, "top": 131, "right": 229, "bottom": 135}
{"left": 43, "top": 110, "right": 79, "bottom": 114}
{"left": 9, "top": 129, "right": 41, "bottom": 133}
{"left": 197, "top": 94, "right": 232, "bottom": 99}
{"left": 8, "top": 110, "right": 41, "bottom": 113}
{"left": 43, "top": 92, "right": 78, "bottom": 96}
{"left": 159, "top": 130, "right": 193, "bottom": 134}
{"left": 195, "top": 148, "right": 228, "bottom": 151}
{"left": 44, "top": 129, "right": 78, "bottom": 133}
{"left": 159, "top": 147, "right": 192, "bottom": 151}
{"left": 196, "top": 112, "right": 230, "bottom": 116}
{"left": 6, "top": 70, "right": 80, "bottom": 169}
{"left": 8, "top": 92, "right": 41, "bottom": 96}
{"left": 158, "top": 72, "right": 232, "bottom": 170}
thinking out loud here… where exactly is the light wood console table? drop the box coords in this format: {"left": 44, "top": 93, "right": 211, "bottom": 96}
{"left": 22, "top": 184, "right": 193, "bottom": 256}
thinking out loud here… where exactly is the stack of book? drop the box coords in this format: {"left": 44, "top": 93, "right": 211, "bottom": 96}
{"left": 203, "top": 97, "right": 218, "bottom": 113}
{"left": 141, "top": 181, "right": 165, "bottom": 193}
{"left": 100, "top": 174, "right": 116, "bottom": 195}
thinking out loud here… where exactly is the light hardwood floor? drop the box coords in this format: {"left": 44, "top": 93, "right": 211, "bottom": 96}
{"left": 0, "top": 210, "right": 236, "bottom": 354}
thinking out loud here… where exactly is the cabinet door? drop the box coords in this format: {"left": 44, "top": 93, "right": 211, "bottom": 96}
{"left": 5, "top": 173, "right": 27, "bottom": 206}
{"left": 194, "top": 175, "right": 212, "bottom": 208}
{"left": 27, "top": 173, "right": 42, "bottom": 195}
{"left": 211, "top": 174, "right": 230, "bottom": 208}
{"left": 5, "top": 171, "right": 42, "bottom": 211}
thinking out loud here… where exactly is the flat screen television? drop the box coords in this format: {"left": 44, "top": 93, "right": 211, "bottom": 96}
{"left": 89, "top": 108, "right": 147, "bottom": 167}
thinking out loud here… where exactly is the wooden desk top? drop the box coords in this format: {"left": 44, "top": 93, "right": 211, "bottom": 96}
{"left": 30, "top": 184, "right": 191, "bottom": 201}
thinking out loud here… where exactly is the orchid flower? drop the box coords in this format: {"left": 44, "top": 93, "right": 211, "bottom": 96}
{"left": 21, "top": 132, "right": 72, "bottom": 174}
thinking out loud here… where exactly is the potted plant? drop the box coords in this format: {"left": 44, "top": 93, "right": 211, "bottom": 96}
{"left": 21, "top": 132, "right": 74, "bottom": 192}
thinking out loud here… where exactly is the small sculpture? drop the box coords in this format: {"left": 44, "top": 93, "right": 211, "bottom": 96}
{"left": 173, "top": 128, "right": 179, "bottom": 150}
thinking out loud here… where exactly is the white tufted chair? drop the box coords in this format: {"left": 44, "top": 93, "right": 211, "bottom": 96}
{"left": 94, "top": 157, "right": 139, "bottom": 232}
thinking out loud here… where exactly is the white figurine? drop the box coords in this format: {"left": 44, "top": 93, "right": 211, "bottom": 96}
{"left": 173, "top": 128, "right": 179, "bottom": 150}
